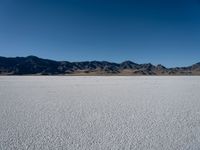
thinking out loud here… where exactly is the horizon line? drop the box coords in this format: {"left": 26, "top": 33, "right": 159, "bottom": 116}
{"left": 0, "top": 55, "right": 199, "bottom": 68}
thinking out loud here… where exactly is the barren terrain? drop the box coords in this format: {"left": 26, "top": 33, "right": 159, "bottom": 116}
{"left": 0, "top": 76, "right": 200, "bottom": 149}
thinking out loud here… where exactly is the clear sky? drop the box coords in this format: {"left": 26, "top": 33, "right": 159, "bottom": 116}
{"left": 0, "top": 0, "right": 200, "bottom": 67}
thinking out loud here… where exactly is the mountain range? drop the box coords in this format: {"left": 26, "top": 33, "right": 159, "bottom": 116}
{"left": 0, "top": 56, "right": 199, "bottom": 75}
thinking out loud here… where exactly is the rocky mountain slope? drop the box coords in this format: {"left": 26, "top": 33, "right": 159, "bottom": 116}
{"left": 0, "top": 56, "right": 199, "bottom": 75}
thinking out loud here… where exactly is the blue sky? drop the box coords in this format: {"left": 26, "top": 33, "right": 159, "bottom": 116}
{"left": 0, "top": 0, "right": 200, "bottom": 67}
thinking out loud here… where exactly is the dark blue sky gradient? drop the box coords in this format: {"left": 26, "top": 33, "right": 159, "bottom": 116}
{"left": 0, "top": 0, "right": 200, "bottom": 67}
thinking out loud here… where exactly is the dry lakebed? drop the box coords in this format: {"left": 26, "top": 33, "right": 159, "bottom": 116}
{"left": 0, "top": 76, "right": 200, "bottom": 150}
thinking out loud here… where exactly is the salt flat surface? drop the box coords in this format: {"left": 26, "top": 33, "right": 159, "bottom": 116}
{"left": 0, "top": 76, "right": 200, "bottom": 150}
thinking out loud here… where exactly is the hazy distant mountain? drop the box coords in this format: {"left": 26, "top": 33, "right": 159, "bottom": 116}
{"left": 0, "top": 56, "right": 199, "bottom": 75}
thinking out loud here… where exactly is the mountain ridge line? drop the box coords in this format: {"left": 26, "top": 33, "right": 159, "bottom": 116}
{"left": 0, "top": 55, "right": 199, "bottom": 75}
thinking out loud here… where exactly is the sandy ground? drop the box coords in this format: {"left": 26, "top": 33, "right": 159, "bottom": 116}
{"left": 0, "top": 76, "right": 200, "bottom": 150}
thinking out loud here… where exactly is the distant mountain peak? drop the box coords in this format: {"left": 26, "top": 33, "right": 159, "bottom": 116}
{"left": 27, "top": 55, "right": 38, "bottom": 57}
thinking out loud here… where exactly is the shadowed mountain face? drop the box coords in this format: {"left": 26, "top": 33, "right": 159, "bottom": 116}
{"left": 0, "top": 56, "right": 199, "bottom": 75}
